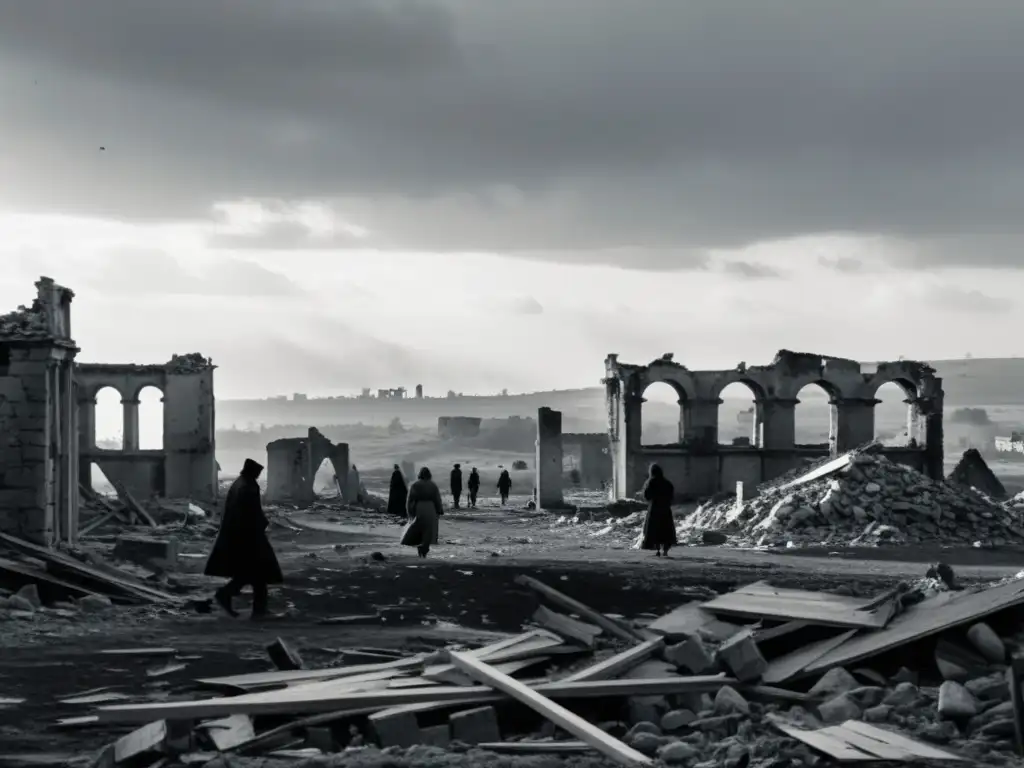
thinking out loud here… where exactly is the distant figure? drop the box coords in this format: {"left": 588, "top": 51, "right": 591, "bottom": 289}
{"left": 467, "top": 467, "right": 481, "bottom": 508}
{"left": 450, "top": 463, "right": 463, "bottom": 508}
{"left": 497, "top": 469, "right": 512, "bottom": 505}
{"left": 387, "top": 464, "right": 408, "bottom": 521}
{"left": 402, "top": 467, "right": 444, "bottom": 557}
{"left": 640, "top": 463, "right": 677, "bottom": 557}
{"left": 205, "top": 458, "right": 283, "bottom": 618}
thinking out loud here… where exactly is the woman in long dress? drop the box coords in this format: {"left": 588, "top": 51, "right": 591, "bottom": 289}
{"left": 400, "top": 466, "right": 444, "bottom": 557}
{"left": 640, "top": 463, "right": 677, "bottom": 557}
{"left": 386, "top": 464, "right": 408, "bottom": 521}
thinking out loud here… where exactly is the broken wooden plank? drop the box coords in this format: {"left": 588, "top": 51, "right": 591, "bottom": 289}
{"left": 477, "top": 741, "right": 593, "bottom": 754}
{"left": 146, "top": 662, "right": 188, "bottom": 679}
{"left": 752, "top": 620, "right": 810, "bottom": 643}
{"left": 840, "top": 721, "right": 965, "bottom": 761}
{"left": 514, "top": 575, "right": 643, "bottom": 642}
{"left": 78, "top": 511, "right": 118, "bottom": 538}
{"left": 111, "top": 481, "right": 157, "bottom": 527}
{"left": 113, "top": 720, "right": 169, "bottom": 763}
{"left": 800, "top": 578, "right": 1024, "bottom": 679}
{"left": 0, "top": 556, "right": 107, "bottom": 602}
{"left": 59, "top": 692, "right": 130, "bottom": 705}
{"left": 97, "top": 675, "right": 736, "bottom": 723}
{"left": 532, "top": 605, "right": 602, "bottom": 647}
{"left": 762, "top": 630, "right": 858, "bottom": 686}
{"left": 769, "top": 716, "right": 964, "bottom": 761}
{"left": 424, "top": 657, "right": 548, "bottom": 686}
{"left": 195, "top": 654, "right": 426, "bottom": 692}
{"left": 701, "top": 581, "right": 894, "bottom": 629}
{"left": 266, "top": 638, "right": 303, "bottom": 671}
{"left": 198, "top": 715, "right": 256, "bottom": 751}
{"left": 100, "top": 648, "right": 177, "bottom": 657}
{"left": 561, "top": 639, "right": 664, "bottom": 683}
{"left": 647, "top": 603, "right": 742, "bottom": 642}
{"left": 448, "top": 650, "right": 651, "bottom": 767}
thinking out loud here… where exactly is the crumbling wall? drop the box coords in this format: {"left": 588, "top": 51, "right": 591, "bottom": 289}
{"left": 603, "top": 350, "right": 944, "bottom": 501}
{"left": 437, "top": 416, "right": 482, "bottom": 439}
{"left": 0, "top": 277, "right": 79, "bottom": 545}
{"left": 562, "top": 433, "right": 612, "bottom": 488}
{"left": 76, "top": 353, "right": 217, "bottom": 501}
{"left": 265, "top": 427, "right": 349, "bottom": 504}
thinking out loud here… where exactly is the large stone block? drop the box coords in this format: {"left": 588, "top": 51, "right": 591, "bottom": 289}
{"left": 368, "top": 710, "right": 421, "bottom": 747}
{"left": 113, "top": 536, "right": 179, "bottom": 569}
{"left": 449, "top": 706, "right": 501, "bottom": 744}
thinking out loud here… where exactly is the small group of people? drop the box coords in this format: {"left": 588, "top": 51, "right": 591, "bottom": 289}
{"left": 388, "top": 463, "right": 512, "bottom": 513}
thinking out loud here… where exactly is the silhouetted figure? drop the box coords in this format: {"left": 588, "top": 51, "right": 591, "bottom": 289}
{"left": 387, "top": 464, "right": 408, "bottom": 521}
{"left": 205, "top": 458, "right": 283, "bottom": 618}
{"left": 640, "top": 463, "right": 677, "bottom": 557}
{"left": 450, "top": 463, "right": 463, "bottom": 508}
{"left": 467, "top": 467, "right": 481, "bottom": 508}
{"left": 497, "top": 469, "right": 512, "bottom": 505}
{"left": 401, "top": 467, "right": 444, "bottom": 557}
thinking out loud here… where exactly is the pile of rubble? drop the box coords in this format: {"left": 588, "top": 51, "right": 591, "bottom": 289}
{"left": 680, "top": 449, "right": 1024, "bottom": 548}
{"left": 166, "top": 352, "right": 214, "bottom": 373}
{"left": 0, "top": 301, "right": 50, "bottom": 340}
{"left": 58, "top": 570, "right": 1024, "bottom": 766}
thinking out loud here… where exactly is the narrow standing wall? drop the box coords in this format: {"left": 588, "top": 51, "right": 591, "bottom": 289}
{"left": 535, "top": 407, "right": 564, "bottom": 508}
{"left": 163, "top": 362, "right": 217, "bottom": 500}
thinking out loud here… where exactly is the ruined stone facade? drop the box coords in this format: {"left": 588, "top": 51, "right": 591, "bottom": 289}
{"left": 0, "top": 278, "right": 79, "bottom": 545}
{"left": 77, "top": 353, "right": 218, "bottom": 502}
{"left": 563, "top": 433, "right": 613, "bottom": 488}
{"left": 265, "top": 427, "right": 350, "bottom": 504}
{"left": 600, "top": 350, "right": 944, "bottom": 500}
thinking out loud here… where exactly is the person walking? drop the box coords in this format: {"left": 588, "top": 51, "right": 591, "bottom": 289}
{"left": 401, "top": 466, "right": 445, "bottom": 557}
{"left": 450, "top": 463, "right": 463, "bottom": 508}
{"left": 386, "top": 464, "right": 408, "bottom": 521}
{"left": 467, "top": 467, "right": 481, "bottom": 508}
{"left": 639, "top": 463, "right": 677, "bottom": 557}
{"left": 205, "top": 458, "right": 283, "bottom": 618}
{"left": 497, "top": 468, "right": 512, "bottom": 505}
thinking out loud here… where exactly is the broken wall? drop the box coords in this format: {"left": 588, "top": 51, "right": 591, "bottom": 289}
{"left": 0, "top": 277, "right": 79, "bottom": 545}
{"left": 265, "top": 427, "right": 349, "bottom": 504}
{"left": 562, "top": 433, "right": 612, "bottom": 488}
{"left": 604, "top": 350, "right": 944, "bottom": 501}
{"left": 437, "top": 416, "right": 482, "bottom": 439}
{"left": 77, "top": 353, "right": 217, "bottom": 501}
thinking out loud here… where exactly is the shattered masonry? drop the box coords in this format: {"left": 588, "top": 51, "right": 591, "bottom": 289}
{"left": 265, "top": 427, "right": 352, "bottom": 504}
{"left": 0, "top": 277, "right": 218, "bottom": 546}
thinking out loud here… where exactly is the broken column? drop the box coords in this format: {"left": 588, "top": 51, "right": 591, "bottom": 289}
{"left": 536, "top": 407, "right": 564, "bottom": 508}
{"left": 162, "top": 354, "right": 217, "bottom": 499}
{"left": 265, "top": 438, "right": 306, "bottom": 503}
{"left": 833, "top": 398, "right": 877, "bottom": 453}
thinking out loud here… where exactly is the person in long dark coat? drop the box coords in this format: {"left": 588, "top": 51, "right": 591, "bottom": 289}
{"left": 401, "top": 467, "right": 444, "bottom": 557}
{"left": 450, "top": 463, "right": 463, "bottom": 508}
{"left": 640, "top": 463, "right": 677, "bottom": 557}
{"left": 205, "top": 458, "right": 283, "bottom": 617}
{"left": 467, "top": 467, "right": 481, "bottom": 508}
{"left": 497, "top": 468, "right": 512, "bottom": 505}
{"left": 387, "top": 464, "right": 408, "bottom": 520}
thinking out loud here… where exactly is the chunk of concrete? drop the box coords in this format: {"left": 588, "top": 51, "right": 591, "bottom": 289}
{"left": 113, "top": 535, "right": 178, "bottom": 568}
{"left": 664, "top": 636, "right": 714, "bottom": 674}
{"left": 660, "top": 709, "right": 696, "bottom": 732}
{"left": 712, "top": 686, "right": 749, "bottom": 716}
{"left": 369, "top": 709, "right": 421, "bottom": 748}
{"left": 14, "top": 584, "right": 41, "bottom": 609}
{"left": 419, "top": 725, "right": 450, "bottom": 748}
{"left": 966, "top": 623, "right": 1006, "bottom": 664}
{"left": 714, "top": 630, "right": 766, "bottom": 682}
{"left": 818, "top": 693, "right": 862, "bottom": 724}
{"left": 809, "top": 668, "right": 860, "bottom": 699}
{"left": 938, "top": 681, "right": 978, "bottom": 719}
{"left": 449, "top": 706, "right": 500, "bottom": 744}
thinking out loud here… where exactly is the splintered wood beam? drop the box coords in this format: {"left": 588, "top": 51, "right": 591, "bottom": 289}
{"left": 561, "top": 639, "right": 664, "bottom": 683}
{"left": 448, "top": 650, "right": 652, "bottom": 767}
{"left": 514, "top": 575, "right": 644, "bottom": 642}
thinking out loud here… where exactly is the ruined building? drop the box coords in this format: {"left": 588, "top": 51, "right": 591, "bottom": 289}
{"left": 0, "top": 277, "right": 218, "bottom": 546}
{"left": 265, "top": 427, "right": 351, "bottom": 505}
{"left": 438, "top": 416, "right": 482, "bottom": 439}
{"left": 533, "top": 350, "right": 944, "bottom": 505}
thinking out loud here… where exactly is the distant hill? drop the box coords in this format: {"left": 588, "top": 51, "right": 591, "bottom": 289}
{"left": 215, "top": 358, "right": 1024, "bottom": 430}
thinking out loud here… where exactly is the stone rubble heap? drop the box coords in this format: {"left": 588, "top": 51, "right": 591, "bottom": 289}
{"left": 680, "top": 451, "right": 1024, "bottom": 548}
{"left": 165, "top": 352, "right": 214, "bottom": 373}
{"left": 0, "top": 302, "right": 49, "bottom": 340}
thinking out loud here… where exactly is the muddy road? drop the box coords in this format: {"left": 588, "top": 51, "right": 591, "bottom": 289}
{"left": 1, "top": 503, "right": 1020, "bottom": 756}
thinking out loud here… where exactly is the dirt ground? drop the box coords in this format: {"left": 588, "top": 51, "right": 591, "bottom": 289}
{"left": 2, "top": 493, "right": 1022, "bottom": 759}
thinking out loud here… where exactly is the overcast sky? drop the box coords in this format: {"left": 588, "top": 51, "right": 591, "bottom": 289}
{"left": 2, "top": 0, "right": 1024, "bottom": 402}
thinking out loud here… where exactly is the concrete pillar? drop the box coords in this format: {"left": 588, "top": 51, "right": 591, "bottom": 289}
{"left": 760, "top": 398, "right": 797, "bottom": 449}
{"left": 163, "top": 367, "right": 217, "bottom": 499}
{"left": 683, "top": 398, "right": 721, "bottom": 448}
{"left": 832, "top": 398, "right": 878, "bottom": 453}
{"left": 536, "top": 407, "right": 564, "bottom": 508}
{"left": 67, "top": 365, "right": 79, "bottom": 544}
{"left": 77, "top": 393, "right": 95, "bottom": 493}
{"left": 122, "top": 398, "right": 139, "bottom": 451}
{"left": 918, "top": 376, "right": 944, "bottom": 481}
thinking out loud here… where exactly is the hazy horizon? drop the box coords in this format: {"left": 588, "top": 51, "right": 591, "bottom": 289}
{"left": 4, "top": 2, "right": 1024, "bottom": 404}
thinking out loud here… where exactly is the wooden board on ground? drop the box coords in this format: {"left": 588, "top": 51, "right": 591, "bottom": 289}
{"left": 798, "top": 578, "right": 1024, "bottom": 679}
{"left": 448, "top": 650, "right": 651, "bottom": 767}
{"left": 0, "top": 532, "right": 177, "bottom": 605}
{"left": 112, "top": 481, "right": 157, "bottom": 527}
{"left": 97, "top": 675, "right": 736, "bottom": 723}
{"left": 195, "top": 655, "right": 426, "bottom": 692}
{"left": 478, "top": 741, "right": 593, "bottom": 754}
{"left": 0, "top": 556, "right": 107, "bottom": 602}
{"left": 514, "top": 575, "right": 643, "bottom": 642}
{"left": 701, "top": 581, "right": 895, "bottom": 629}
{"left": 762, "top": 630, "right": 858, "bottom": 685}
{"left": 532, "top": 605, "right": 602, "bottom": 647}
{"left": 562, "top": 639, "right": 664, "bottom": 683}
{"left": 423, "top": 657, "right": 548, "bottom": 686}
{"left": 646, "top": 603, "right": 742, "bottom": 642}
{"left": 770, "top": 716, "right": 964, "bottom": 761}
{"left": 199, "top": 715, "right": 256, "bottom": 751}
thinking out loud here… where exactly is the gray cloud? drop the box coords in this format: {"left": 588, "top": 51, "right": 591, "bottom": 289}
{"left": 209, "top": 221, "right": 364, "bottom": 251}
{"left": 819, "top": 256, "right": 865, "bottom": 273}
{"left": 924, "top": 285, "right": 1013, "bottom": 314}
{"left": 3, "top": 1, "right": 1024, "bottom": 266}
{"left": 719, "top": 261, "right": 782, "bottom": 279}
{"left": 87, "top": 250, "right": 303, "bottom": 296}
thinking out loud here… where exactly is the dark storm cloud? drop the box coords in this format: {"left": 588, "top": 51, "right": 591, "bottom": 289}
{"left": 3, "top": 1, "right": 1024, "bottom": 265}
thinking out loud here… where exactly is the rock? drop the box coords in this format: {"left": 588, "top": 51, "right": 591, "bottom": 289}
{"left": 659, "top": 741, "right": 700, "bottom": 763}
{"left": 627, "top": 732, "right": 665, "bottom": 757}
{"left": 628, "top": 697, "right": 666, "bottom": 725}
{"left": 660, "top": 710, "right": 696, "bottom": 732}
{"left": 965, "top": 623, "right": 1006, "bottom": 663}
{"left": 845, "top": 686, "right": 885, "bottom": 708}
{"left": 714, "top": 631, "right": 767, "bottom": 682}
{"left": 713, "top": 686, "right": 750, "bottom": 716}
{"left": 665, "top": 636, "right": 715, "bottom": 674}
{"left": 5, "top": 595, "right": 35, "bottom": 612}
{"left": 808, "top": 668, "right": 860, "bottom": 699}
{"left": 863, "top": 705, "right": 891, "bottom": 723}
{"left": 14, "top": 584, "right": 41, "bottom": 609}
{"left": 625, "top": 722, "right": 661, "bottom": 740}
{"left": 883, "top": 682, "right": 920, "bottom": 708}
{"left": 818, "top": 693, "right": 862, "bottom": 724}
{"left": 701, "top": 531, "right": 728, "bottom": 545}
{"left": 77, "top": 594, "right": 114, "bottom": 612}
{"left": 937, "top": 681, "right": 978, "bottom": 719}
{"left": 965, "top": 672, "right": 1009, "bottom": 701}
{"left": 892, "top": 667, "right": 918, "bottom": 685}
